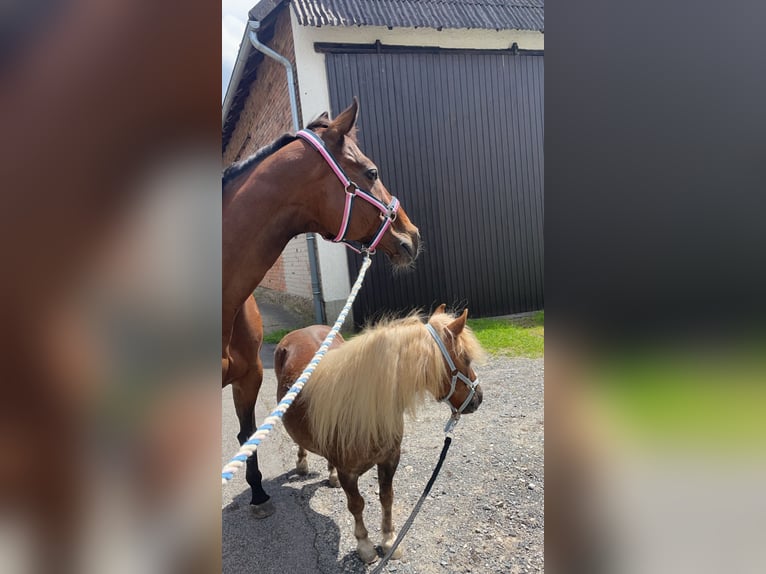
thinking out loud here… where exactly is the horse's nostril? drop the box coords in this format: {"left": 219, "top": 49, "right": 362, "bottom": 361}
{"left": 400, "top": 240, "right": 414, "bottom": 258}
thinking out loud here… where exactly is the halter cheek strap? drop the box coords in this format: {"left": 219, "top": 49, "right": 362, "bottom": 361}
{"left": 296, "top": 128, "right": 400, "bottom": 253}
{"left": 425, "top": 323, "right": 480, "bottom": 415}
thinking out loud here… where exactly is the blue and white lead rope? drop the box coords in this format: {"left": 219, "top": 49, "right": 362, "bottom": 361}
{"left": 222, "top": 253, "right": 373, "bottom": 485}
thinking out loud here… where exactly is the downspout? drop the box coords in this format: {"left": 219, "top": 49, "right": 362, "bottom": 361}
{"left": 247, "top": 21, "right": 300, "bottom": 135}
{"left": 247, "top": 20, "right": 327, "bottom": 325}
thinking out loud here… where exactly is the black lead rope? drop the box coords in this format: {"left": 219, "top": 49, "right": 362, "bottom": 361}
{"left": 370, "top": 435, "right": 453, "bottom": 574}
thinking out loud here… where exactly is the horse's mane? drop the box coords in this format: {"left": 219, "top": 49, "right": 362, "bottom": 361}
{"left": 303, "top": 311, "right": 484, "bottom": 458}
{"left": 221, "top": 114, "right": 333, "bottom": 191}
{"left": 222, "top": 133, "right": 294, "bottom": 189}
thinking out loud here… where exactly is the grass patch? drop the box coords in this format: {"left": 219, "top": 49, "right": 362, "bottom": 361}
{"left": 263, "top": 311, "right": 545, "bottom": 356}
{"left": 467, "top": 311, "right": 544, "bottom": 358}
{"left": 596, "top": 352, "right": 766, "bottom": 450}
{"left": 262, "top": 328, "right": 292, "bottom": 344}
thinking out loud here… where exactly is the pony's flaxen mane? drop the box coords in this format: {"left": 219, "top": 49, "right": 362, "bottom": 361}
{"left": 303, "top": 311, "right": 484, "bottom": 458}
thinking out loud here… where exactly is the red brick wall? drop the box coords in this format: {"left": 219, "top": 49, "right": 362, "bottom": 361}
{"left": 223, "top": 9, "right": 300, "bottom": 164}
{"left": 259, "top": 255, "right": 286, "bottom": 291}
{"left": 223, "top": 8, "right": 311, "bottom": 297}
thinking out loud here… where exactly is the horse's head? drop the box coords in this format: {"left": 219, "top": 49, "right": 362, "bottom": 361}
{"left": 427, "top": 305, "right": 485, "bottom": 415}
{"left": 308, "top": 98, "right": 420, "bottom": 268}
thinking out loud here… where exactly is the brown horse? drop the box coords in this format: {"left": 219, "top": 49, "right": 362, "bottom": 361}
{"left": 274, "top": 306, "right": 485, "bottom": 563}
{"left": 222, "top": 99, "right": 421, "bottom": 516}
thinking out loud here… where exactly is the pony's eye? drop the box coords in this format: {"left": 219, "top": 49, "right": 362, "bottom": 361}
{"left": 365, "top": 168, "right": 378, "bottom": 181}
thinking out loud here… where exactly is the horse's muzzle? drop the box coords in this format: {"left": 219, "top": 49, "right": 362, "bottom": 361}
{"left": 396, "top": 231, "right": 420, "bottom": 262}
{"left": 400, "top": 239, "right": 415, "bottom": 259}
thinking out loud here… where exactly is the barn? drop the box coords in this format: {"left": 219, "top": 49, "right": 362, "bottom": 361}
{"left": 223, "top": 0, "right": 544, "bottom": 325}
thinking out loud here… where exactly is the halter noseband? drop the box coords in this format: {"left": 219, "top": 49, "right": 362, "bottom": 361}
{"left": 425, "top": 323, "right": 480, "bottom": 415}
{"left": 296, "top": 128, "right": 400, "bottom": 254}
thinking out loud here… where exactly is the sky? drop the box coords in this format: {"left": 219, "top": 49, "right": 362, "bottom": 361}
{"left": 222, "top": 0, "right": 255, "bottom": 101}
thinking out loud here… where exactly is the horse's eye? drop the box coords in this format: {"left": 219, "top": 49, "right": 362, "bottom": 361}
{"left": 365, "top": 168, "right": 378, "bottom": 181}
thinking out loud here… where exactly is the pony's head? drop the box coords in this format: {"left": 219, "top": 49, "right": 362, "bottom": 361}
{"left": 427, "top": 305, "right": 486, "bottom": 415}
{"left": 309, "top": 98, "right": 421, "bottom": 268}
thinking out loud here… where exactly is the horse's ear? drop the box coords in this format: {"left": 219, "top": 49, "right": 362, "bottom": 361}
{"left": 433, "top": 303, "right": 447, "bottom": 315}
{"left": 326, "top": 97, "right": 359, "bottom": 142}
{"left": 318, "top": 111, "right": 329, "bottom": 120}
{"left": 447, "top": 309, "right": 468, "bottom": 336}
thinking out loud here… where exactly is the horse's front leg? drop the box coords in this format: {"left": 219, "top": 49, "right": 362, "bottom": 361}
{"left": 232, "top": 374, "right": 274, "bottom": 518}
{"left": 337, "top": 470, "right": 377, "bottom": 563}
{"left": 378, "top": 452, "right": 403, "bottom": 559}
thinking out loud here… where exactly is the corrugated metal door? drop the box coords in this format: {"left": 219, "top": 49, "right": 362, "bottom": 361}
{"left": 325, "top": 50, "right": 543, "bottom": 322}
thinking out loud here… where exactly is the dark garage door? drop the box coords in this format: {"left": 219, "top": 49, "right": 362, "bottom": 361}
{"left": 325, "top": 48, "right": 543, "bottom": 323}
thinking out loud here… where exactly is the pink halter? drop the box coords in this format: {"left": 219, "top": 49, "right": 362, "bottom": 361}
{"left": 296, "top": 129, "right": 400, "bottom": 254}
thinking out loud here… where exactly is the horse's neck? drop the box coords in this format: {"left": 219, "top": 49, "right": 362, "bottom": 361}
{"left": 223, "top": 195, "right": 295, "bottom": 304}
{"left": 222, "top": 161, "right": 320, "bottom": 327}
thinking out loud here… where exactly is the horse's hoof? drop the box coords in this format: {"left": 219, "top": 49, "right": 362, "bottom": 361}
{"left": 296, "top": 460, "right": 309, "bottom": 475}
{"left": 328, "top": 474, "right": 340, "bottom": 488}
{"left": 357, "top": 539, "right": 378, "bottom": 564}
{"left": 249, "top": 500, "right": 275, "bottom": 519}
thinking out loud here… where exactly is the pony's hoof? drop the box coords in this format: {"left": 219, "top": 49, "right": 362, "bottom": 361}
{"left": 357, "top": 539, "right": 378, "bottom": 564}
{"left": 296, "top": 459, "right": 309, "bottom": 475}
{"left": 328, "top": 473, "right": 340, "bottom": 488}
{"left": 249, "top": 500, "right": 275, "bottom": 519}
{"left": 382, "top": 536, "right": 403, "bottom": 560}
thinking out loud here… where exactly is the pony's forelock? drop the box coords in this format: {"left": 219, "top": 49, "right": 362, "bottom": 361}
{"left": 428, "top": 310, "right": 488, "bottom": 366}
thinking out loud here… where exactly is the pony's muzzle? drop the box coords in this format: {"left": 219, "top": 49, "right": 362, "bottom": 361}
{"left": 461, "top": 386, "right": 483, "bottom": 414}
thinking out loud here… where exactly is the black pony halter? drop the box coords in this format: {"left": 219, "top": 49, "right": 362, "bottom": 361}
{"left": 296, "top": 129, "right": 400, "bottom": 254}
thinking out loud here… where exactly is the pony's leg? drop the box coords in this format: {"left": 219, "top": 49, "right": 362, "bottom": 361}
{"left": 296, "top": 445, "right": 309, "bottom": 475}
{"left": 327, "top": 460, "right": 340, "bottom": 487}
{"left": 337, "top": 471, "right": 378, "bottom": 563}
{"left": 378, "top": 455, "right": 403, "bottom": 559}
{"left": 232, "top": 375, "right": 274, "bottom": 518}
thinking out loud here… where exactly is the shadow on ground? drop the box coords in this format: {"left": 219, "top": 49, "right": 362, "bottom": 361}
{"left": 222, "top": 470, "right": 377, "bottom": 574}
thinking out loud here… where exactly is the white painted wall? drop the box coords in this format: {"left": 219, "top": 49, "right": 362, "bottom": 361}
{"left": 314, "top": 235, "right": 351, "bottom": 302}
{"left": 290, "top": 10, "right": 544, "bottom": 301}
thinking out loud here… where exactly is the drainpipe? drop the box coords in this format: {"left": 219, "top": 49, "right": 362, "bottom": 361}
{"left": 247, "top": 20, "right": 326, "bottom": 325}
{"left": 247, "top": 21, "right": 300, "bottom": 135}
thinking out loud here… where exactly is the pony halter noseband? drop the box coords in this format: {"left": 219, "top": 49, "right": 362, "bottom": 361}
{"left": 296, "top": 128, "right": 400, "bottom": 254}
{"left": 425, "top": 323, "right": 480, "bottom": 417}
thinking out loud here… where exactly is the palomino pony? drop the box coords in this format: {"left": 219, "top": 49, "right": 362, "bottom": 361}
{"left": 274, "top": 306, "right": 485, "bottom": 563}
{"left": 222, "top": 99, "right": 421, "bottom": 516}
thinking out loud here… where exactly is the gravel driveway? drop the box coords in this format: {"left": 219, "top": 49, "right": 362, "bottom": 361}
{"left": 222, "top": 347, "right": 544, "bottom": 574}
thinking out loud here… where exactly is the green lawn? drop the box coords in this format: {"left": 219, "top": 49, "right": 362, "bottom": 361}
{"left": 467, "top": 310, "right": 544, "bottom": 358}
{"left": 263, "top": 311, "right": 545, "bottom": 357}
{"left": 262, "top": 328, "right": 292, "bottom": 344}
{"left": 597, "top": 351, "right": 766, "bottom": 449}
